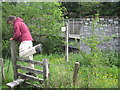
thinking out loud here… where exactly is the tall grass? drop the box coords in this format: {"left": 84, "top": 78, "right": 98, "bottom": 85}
{"left": 2, "top": 51, "right": 119, "bottom": 88}
{"left": 2, "top": 58, "right": 14, "bottom": 88}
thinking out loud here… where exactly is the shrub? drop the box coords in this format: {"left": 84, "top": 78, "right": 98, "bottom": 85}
{"left": 2, "top": 2, "right": 65, "bottom": 57}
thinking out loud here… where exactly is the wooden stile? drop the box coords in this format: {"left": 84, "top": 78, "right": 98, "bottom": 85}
{"left": 7, "top": 40, "right": 49, "bottom": 88}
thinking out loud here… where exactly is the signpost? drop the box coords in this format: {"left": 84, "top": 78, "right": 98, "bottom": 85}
{"left": 61, "top": 22, "right": 69, "bottom": 62}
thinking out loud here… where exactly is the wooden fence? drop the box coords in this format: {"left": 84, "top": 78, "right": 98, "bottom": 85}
{"left": 6, "top": 40, "right": 49, "bottom": 88}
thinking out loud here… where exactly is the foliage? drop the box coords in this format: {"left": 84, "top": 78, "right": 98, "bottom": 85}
{"left": 62, "top": 2, "right": 119, "bottom": 18}
{"left": 73, "top": 14, "right": 117, "bottom": 67}
{"left": 41, "top": 36, "right": 64, "bottom": 54}
{"left": 1, "top": 2, "right": 119, "bottom": 89}
{"left": 2, "top": 2, "right": 65, "bottom": 57}
{"left": 69, "top": 50, "right": 118, "bottom": 67}
{"left": 99, "top": 2, "right": 119, "bottom": 16}
{"left": 101, "top": 50, "right": 119, "bottom": 67}
{"left": 2, "top": 53, "right": 118, "bottom": 88}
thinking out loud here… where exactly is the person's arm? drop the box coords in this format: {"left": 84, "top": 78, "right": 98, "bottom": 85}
{"left": 12, "top": 23, "right": 21, "bottom": 40}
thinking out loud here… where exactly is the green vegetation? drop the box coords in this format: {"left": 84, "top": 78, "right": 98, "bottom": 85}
{"left": 2, "top": 51, "right": 118, "bottom": 88}
{"left": 70, "top": 14, "right": 117, "bottom": 68}
{"left": 1, "top": 2, "right": 119, "bottom": 89}
{"left": 2, "top": 2, "right": 119, "bottom": 57}
{"left": 62, "top": 2, "right": 119, "bottom": 18}
{"left": 2, "top": 2, "right": 65, "bottom": 56}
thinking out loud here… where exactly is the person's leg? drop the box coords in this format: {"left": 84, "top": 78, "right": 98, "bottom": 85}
{"left": 19, "top": 41, "right": 36, "bottom": 58}
{"left": 19, "top": 41, "right": 34, "bottom": 68}
{"left": 23, "top": 55, "right": 36, "bottom": 76}
{"left": 26, "top": 54, "right": 34, "bottom": 69}
{"left": 19, "top": 41, "right": 42, "bottom": 57}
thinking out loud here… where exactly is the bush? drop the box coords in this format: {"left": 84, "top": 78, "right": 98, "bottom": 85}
{"left": 2, "top": 2, "right": 65, "bottom": 57}
{"left": 101, "top": 50, "right": 119, "bottom": 67}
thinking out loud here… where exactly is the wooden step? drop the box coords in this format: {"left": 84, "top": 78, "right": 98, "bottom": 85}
{"left": 6, "top": 79, "right": 25, "bottom": 88}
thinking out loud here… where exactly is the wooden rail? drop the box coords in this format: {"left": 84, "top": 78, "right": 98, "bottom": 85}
{"left": 17, "top": 65, "right": 43, "bottom": 75}
{"left": 17, "top": 57, "right": 43, "bottom": 66}
{"left": 17, "top": 73, "right": 44, "bottom": 83}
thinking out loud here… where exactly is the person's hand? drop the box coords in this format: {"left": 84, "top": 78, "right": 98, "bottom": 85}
{"left": 10, "top": 38, "right": 13, "bottom": 40}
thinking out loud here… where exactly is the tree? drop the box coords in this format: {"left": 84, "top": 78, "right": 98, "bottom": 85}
{"left": 99, "top": 2, "right": 119, "bottom": 16}
{"left": 2, "top": 2, "right": 65, "bottom": 56}
{"left": 62, "top": 2, "right": 119, "bottom": 18}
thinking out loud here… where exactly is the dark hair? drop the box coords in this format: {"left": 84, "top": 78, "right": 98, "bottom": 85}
{"left": 7, "top": 16, "right": 17, "bottom": 24}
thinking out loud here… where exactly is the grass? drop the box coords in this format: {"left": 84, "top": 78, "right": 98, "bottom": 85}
{"left": 1, "top": 51, "right": 119, "bottom": 88}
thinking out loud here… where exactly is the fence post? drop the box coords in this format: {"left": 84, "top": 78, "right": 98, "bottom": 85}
{"left": 0, "top": 58, "right": 5, "bottom": 82}
{"left": 10, "top": 40, "right": 18, "bottom": 80}
{"left": 43, "top": 59, "right": 49, "bottom": 86}
{"left": 73, "top": 62, "right": 80, "bottom": 86}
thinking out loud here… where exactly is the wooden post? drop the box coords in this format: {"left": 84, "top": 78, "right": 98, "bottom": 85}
{"left": 0, "top": 58, "right": 5, "bottom": 83}
{"left": 65, "top": 22, "right": 69, "bottom": 62}
{"left": 73, "top": 62, "right": 80, "bottom": 86}
{"left": 43, "top": 59, "right": 49, "bottom": 86}
{"left": 10, "top": 40, "right": 18, "bottom": 80}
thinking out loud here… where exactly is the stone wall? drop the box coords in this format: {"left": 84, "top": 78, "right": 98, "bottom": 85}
{"left": 65, "top": 17, "right": 119, "bottom": 52}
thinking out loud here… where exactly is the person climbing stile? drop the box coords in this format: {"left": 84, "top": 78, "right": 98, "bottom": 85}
{"left": 7, "top": 16, "right": 42, "bottom": 76}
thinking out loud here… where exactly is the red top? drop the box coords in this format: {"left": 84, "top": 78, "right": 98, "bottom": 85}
{"left": 12, "top": 17, "right": 33, "bottom": 43}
